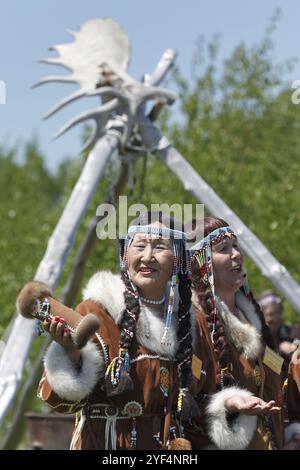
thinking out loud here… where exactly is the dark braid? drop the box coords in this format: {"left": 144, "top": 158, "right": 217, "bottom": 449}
{"left": 119, "top": 269, "right": 141, "bottom": 349}
{"left": 105, "top": 269, "right": 141, "bottom": 396}
{"left": 176, "top": 272, "right": 193, "bottom": 388}
{"left": 176, "top": 271, "right": 201, "bottom": 420}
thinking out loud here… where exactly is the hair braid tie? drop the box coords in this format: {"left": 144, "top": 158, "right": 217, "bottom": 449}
{"left": 179, "top": 331, "right": 190, "bottom": 343}
{"left": 126, "top": 310, "right": 136, "bottom": 320}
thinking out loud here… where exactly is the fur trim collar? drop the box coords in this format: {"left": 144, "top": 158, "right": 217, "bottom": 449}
{"left": 83, "top": 271, "right": 125, "bottom": 325}
{"left": 191, "top": 289, "right": 262, "bottom": 361}
{"left": 83, "top": 270, "right": 196, "bottom": 359}
{"left": 216, "top": 295, "right": 263, "bottom": 361}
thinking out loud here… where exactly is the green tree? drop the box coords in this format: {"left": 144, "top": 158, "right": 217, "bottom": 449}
{"left": 0, "top": 141, "right": 64, "bottom": 336}
{"left": 144, "top": 14, "right": 300, "bottom": 322}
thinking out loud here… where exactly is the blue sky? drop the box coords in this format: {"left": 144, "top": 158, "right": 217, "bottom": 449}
{"left": 0, "top": 0, "right": 299, "bottom": 172}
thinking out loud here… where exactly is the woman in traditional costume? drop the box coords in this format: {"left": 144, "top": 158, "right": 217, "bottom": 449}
{"left": 188, "top": 217, "right": 285, "bottom": 450}
{"left": 17, "top": 212, "right": 219, "bottom": 450}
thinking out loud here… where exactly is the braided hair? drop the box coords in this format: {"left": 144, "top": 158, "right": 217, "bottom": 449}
{"left": 176, "top": 271, "right": 193, "bottom": 388}
{"left": 119, "top": 269, "right": 141, "bottom": 347}
{"left": 105, "top": 268, "right": 142, "bottom": 396}
{"left": 191, "top": 263, "right": 230, "bottom": 370}
{"left": 175, "top": 271, "right": 200, "bottom": 420}
{"left": 190, "top": 217, "right": 231, "bottom": 372}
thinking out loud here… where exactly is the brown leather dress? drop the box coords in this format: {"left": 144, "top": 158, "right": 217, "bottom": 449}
{"left": 38, "top": 300, "right": 216, "bottom": 450}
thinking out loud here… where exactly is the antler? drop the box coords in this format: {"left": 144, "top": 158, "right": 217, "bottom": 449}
{"left": 34, "top": 17, "right": 177, "bottom": 151}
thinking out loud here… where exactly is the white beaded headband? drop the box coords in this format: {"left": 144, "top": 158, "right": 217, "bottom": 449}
{"left": 127, "top": 225, "right": 187, "bottom": 240}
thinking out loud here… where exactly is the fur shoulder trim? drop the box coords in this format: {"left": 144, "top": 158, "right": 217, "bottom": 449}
{"left": 82, "top": 270, "right": 125, "bottom": 324}
{"left": 206, "top": 386, "right": 257, "bottom": 450}
{"left": 216, "top": 296, "right": 262, "bottom": 361}
{"left": 82, "top": 270, "right": 195, "bottom": 359}
{"left": 44, "top": 341, "right": 104, "bottom": 402}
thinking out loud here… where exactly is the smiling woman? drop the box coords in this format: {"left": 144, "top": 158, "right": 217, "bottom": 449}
{"left": 17, "top": 211, "right": 220, "bottom": 450}
{"left": 127, "top": 231, "right": 174, "bottom": 300}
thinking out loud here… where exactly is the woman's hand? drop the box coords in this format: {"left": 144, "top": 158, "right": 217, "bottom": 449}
{"left": 44, "top": 316, "right": 81, "bottom": 367}
{"left": 225, "top": 395, "right": 281, "bottom": 416}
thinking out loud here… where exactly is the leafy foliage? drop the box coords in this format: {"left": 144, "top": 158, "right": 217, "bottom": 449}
{"left": 0, "top": 142, "right": 63, "bottom": 336}
{"left": 155, "top": 16, "right": 300, "bottom": 323}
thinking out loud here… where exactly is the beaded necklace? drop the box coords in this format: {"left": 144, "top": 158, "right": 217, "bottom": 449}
{"left": 140, "top": 295, "right": 165, "bottom": 305}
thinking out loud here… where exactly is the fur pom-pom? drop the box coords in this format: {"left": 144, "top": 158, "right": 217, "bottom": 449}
{"left": 16, "top": 281, "right": 52, "bottom": 319}
{"left": 168, "top": 438, "right": 192, "bottom": 450}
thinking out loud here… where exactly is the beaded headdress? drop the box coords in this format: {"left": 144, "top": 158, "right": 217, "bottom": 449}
{"left": 191, "top": 225, "right": 236, "bottom": 286}
{"left": 190, "top": 226, "right": 238, "bottom": 340}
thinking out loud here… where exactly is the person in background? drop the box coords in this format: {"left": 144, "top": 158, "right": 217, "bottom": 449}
{"left": 256, "top": 291, "right": 300, "bottom": 448}
{"left": 257, "top": 291, "right": 296, "bottom": 361}
{"left": 291, "top": 321, "right": 300, "bottom": 342}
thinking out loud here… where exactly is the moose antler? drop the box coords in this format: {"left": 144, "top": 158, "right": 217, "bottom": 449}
{"left": 33, "top": 18, "right": 177, "bottom": 150}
